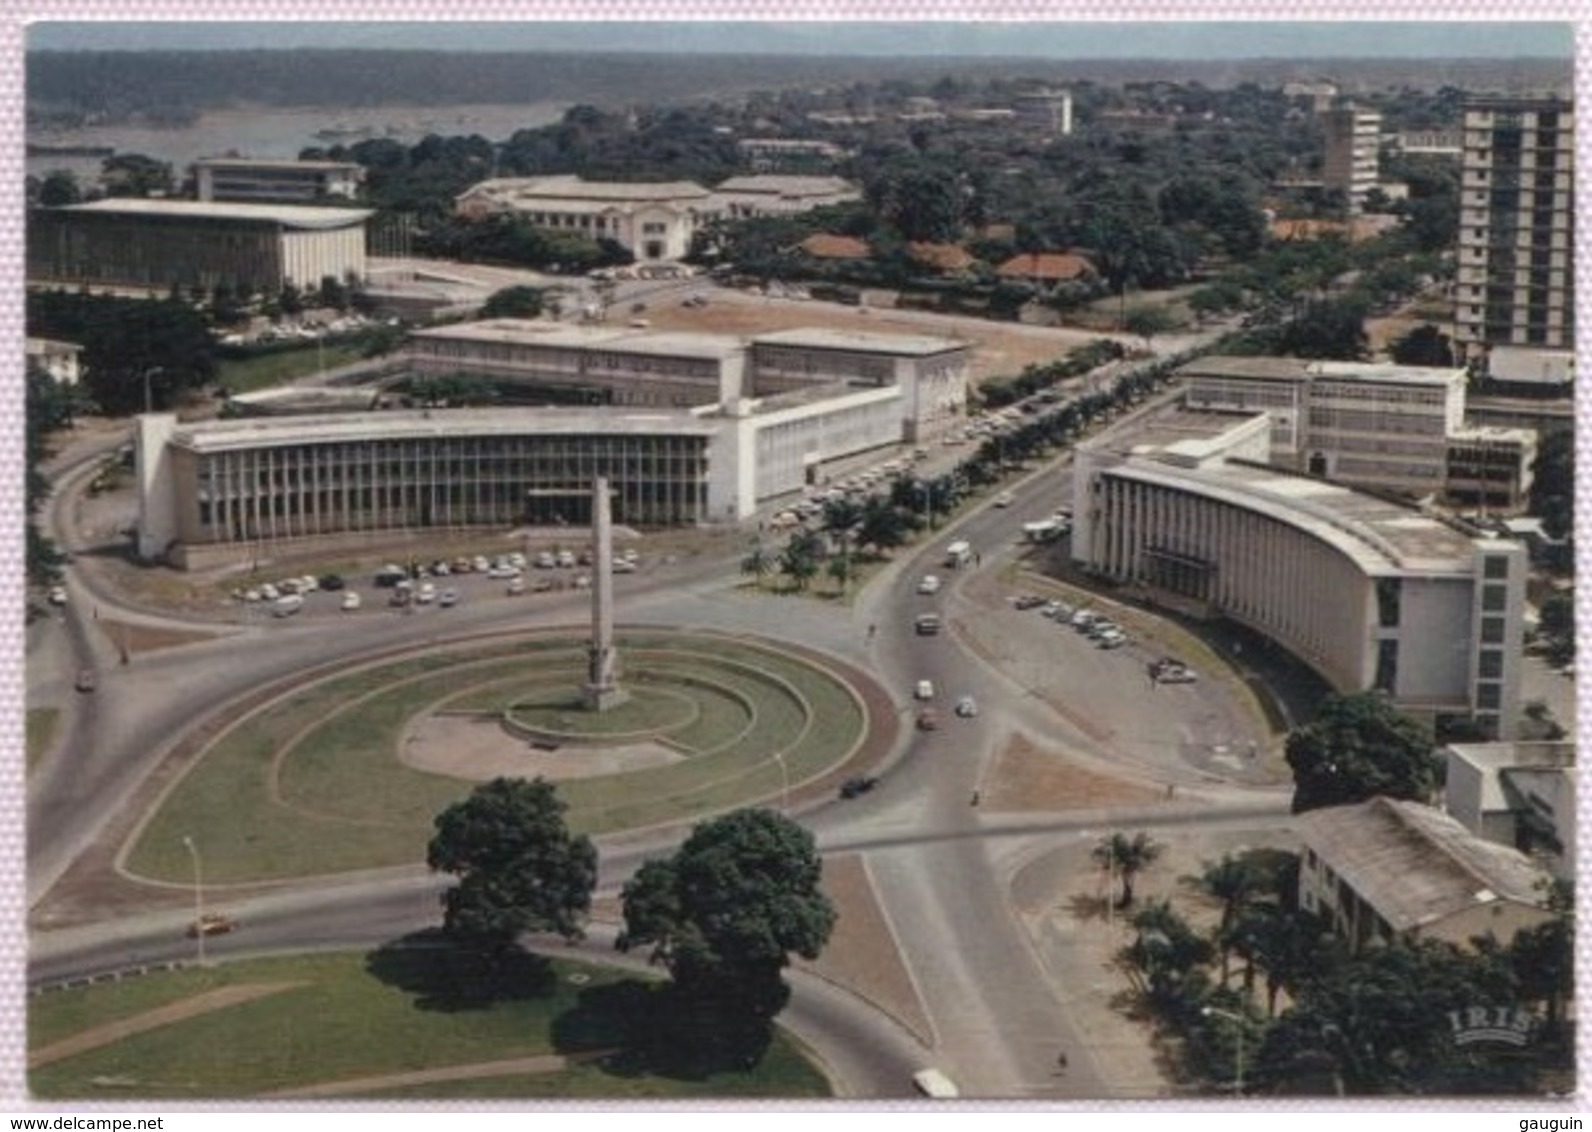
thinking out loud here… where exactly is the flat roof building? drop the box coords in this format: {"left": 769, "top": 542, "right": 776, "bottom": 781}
{"left": 1455, "top": 97, "right": 1575, "bottom": 382}
{"left": 1180, "top": 355, "right": 1537, "bottom": 511}
{"left": 1322, "top": 106, "right": 1383, "bottom": 214}
{"left": 26, "top": 337, "right": 81, "bottom": 385}
{"left": 1443, "top": 741, "right": 1575, "bottom": 877}
{"left": 136, "top": 322, "right": 969, "bottom": 567}
{"left": 194, "top": 157, "right": 365, "bottom": 204}
{"left": 1073, "top": 403, "right": 1528, "bottom": 737}
{"left": 28, "top": 198, "right": 372, "bottom": 294}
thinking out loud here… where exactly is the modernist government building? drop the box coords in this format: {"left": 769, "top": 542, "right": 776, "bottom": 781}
{"left": 1071, "top": 400, "right": 1529, "bottom": 739}
{"left": 136, "top": 318, "right": 971, "bottom": 567}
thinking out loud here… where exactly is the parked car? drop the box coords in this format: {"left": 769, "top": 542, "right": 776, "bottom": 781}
{"left": 318, "top": 574, "right": 346, "bottom": 591}
{"left": 534, "top": 551, "right": 557, "bottom": 569}
{"left": 955, "top": 695, "right": 979, "bottom": 718}
{"left": 47, "top": 585, "right": 67, "bottom": 606}
{"left": 272, "top": 594, "right": 305, "bottom": 618}
{"left": 439, "top": 588, "right": 460, "bottom": 607}
{"left": 1012, "top": 594, "right": 1045, "bottom": 611}
{"left": 916, "top": 709, "right": 941, "bottom": 731}
{"left": 993, "top": 492, "right": 1015, "bottom": 508}
{"left": 507, "top": 578, "right": 526, "bottom": 595}
{"left": 415, "top": 582, "right": 437, "bottom": 604}
{"left": 74, "top": 668, "right": 97, "bottom": 693}
{"left": 556, "top": 550, "right": 577, "bottom": 568}
{"left": 340, "top": 592, "right": 361, "bottom": 612}
{"left": 531, "top": 577, "right": 555, "bottom": 593}
{"left": 914, "top": 613, "right": 942, "bottom": 636}
{"left": 914, "top": 679, "right": 935, "bottom": 701}
{"left": 838, "top": 775, "right": 879, "bottom": 799}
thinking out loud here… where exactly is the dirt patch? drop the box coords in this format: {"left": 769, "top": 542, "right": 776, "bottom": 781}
{"left": 399, "top": 712, "right": 685, "bottom": 782}
{"left": 95, "top": 618, "right": 233, "bottom": 656}
{"left": 266, "top": 1051, "right": 613, "bottom": 1098}
{"left": 980, "top": 734, "right": 1164, "bottom": 814}
{"left": 30, "top": 981, "right": 306, "bottom": 1068}
{"left": 641, "top": 294, "right": 1114, "bottom": 384}
{"left": 798, "top": 853, "right": 933, "bottom": 1045}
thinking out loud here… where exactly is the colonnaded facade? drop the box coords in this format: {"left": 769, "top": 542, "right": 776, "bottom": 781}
{"left": 1072, "top": 405, "right": 1528, "bottom": 738}
{"left": 27, "top": 199, "right": 373, "bottom": 294}
{"left": 136, "top": 321, "right": 970, "bottom": 568}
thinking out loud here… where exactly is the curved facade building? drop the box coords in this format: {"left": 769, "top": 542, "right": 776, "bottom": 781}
{"left": 1073, "top": 408, "right": 1527, "bottom": 738}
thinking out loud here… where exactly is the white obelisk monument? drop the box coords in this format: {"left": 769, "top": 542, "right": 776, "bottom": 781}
{"left": 582, "top": 475, "right": 626, "bottom": 710}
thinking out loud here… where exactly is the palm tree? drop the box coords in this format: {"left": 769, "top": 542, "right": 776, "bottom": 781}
{"left": 1189, "top": 855, "right": 1265, "bottom": 987}
{"left": 1092, "top": 831, "right": 1162, "bottom": 910}
{"left": 740, "top": 541, "right": 773, "bottom": 589}
{"left": 779, "top": 530, "right": 824, "bottom": 591}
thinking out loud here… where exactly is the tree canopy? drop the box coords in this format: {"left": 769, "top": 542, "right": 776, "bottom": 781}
{"left": 1284, "top": 692, "right": 1438, "bottom": 814}
{"left": 617, "top": 808, "right": 836, "bottom": 1029}
{"left": 426, "top": 776, "right": 598, "bottom": 953}
{"left": 479, "top": 285, "right": 546, "bottom": 320}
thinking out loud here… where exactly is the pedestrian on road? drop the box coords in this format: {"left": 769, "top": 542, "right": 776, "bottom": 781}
{"left": 970, "top": 790, "right": 981, "bottom": 807}
{"left": 1057, "top": 1052, "right": 1068, "bottom": 1074}
{"left": 867, "top": 623, "right": 877, "bottom": 641}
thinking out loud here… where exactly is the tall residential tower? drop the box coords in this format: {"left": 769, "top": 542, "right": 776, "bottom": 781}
{"left": 1455, "top": 97, "right": 1575, "bottom": 386}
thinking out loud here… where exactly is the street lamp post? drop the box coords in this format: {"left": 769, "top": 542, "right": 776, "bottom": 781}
{"left": 1202, "top": 1005, "right": 1245, "bottom": 1095}
{"left": 773, "top": 751, "right": 790, "bottom": 814}
{"left": 181, "top": 835, "right": 206, "bottom": 966}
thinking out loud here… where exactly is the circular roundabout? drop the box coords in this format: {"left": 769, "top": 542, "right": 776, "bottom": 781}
{"left": 124, "top": 630, "right": 880, "bottom": 887}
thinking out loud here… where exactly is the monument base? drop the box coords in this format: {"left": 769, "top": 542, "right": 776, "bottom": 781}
{"left": 581, "top": 683, "right": 630, "bottom": 712}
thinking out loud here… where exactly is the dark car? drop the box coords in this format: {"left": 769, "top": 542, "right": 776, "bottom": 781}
{"left": 1012, "top": 594, "right": 1046, "bottom": 611}
{"left": 839, "top": 775, "right": 879, "bottom": 799}
{"left": 74, "top": 668, "right": 97, "bottom": 693}
{"left": 318, "top": 573, "right": 346, "bottom": 591}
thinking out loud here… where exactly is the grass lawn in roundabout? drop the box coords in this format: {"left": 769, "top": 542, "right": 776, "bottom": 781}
{"left": 29, "top": 947, "right": 831, "bottom": 1100}
{"left": 125, "top": 632, "right": 869, "bottom": 884}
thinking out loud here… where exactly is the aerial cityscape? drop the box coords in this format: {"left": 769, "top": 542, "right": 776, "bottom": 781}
{"left": 18, "top": 19, "right": 1578, "bottom": 1107}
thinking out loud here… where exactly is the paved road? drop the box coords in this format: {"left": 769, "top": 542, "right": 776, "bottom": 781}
{"left": 28, "top": 337, "right": 1287, "bottom": 1100}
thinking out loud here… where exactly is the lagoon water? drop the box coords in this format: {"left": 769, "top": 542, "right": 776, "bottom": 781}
{"left": 26, "top": 101, "right": 568, "bottom": 183}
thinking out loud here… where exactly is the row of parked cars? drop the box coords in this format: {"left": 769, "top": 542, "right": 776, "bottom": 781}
{"left": 1013, "top": 594, "right": 1128, "bottom": 648}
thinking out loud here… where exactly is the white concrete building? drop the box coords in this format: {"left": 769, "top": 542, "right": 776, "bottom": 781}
{"left": 1322, "top": 106, "right": 1383, "bottom": 214}
{"left": 28, "top": 199, "right": 372, "bottom": 293}
{"left": 710, "top": 175, "right": 861, "bottom": 220}
{"left": 1297, "top": 796, "right": 1556, "bottom": 952}
{"left": 25, "top": 337, "right": 81, "bottom": 385}
{"left": 194, "top": 158, "right": 365, "bottom": 203}
{"left": 1073, "top": 404, "right": 1528, "bottom": 737}
{"left": 1180, "top": 356, "right": 1537, "bottom": 510}
{"left": 136, "top": 322, "right": 967, "bottom": 565}
{"left": 454, "top": 175, "right": 714, "bottom": 262}
{"left": 1443, "top": 741, "right": 1575, "bottom": 877}
{"left": 1455, "top": 98, "right": 1575, "bottom": 379}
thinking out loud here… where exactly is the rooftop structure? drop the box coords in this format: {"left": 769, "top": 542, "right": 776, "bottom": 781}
{"left": 194, "top": 157, "right": 365, "bottom": 204}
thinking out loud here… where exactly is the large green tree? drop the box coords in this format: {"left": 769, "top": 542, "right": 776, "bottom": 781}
{"left": 426, "top": 776, "right": 598, "bottom": 955}
{"left": 29, "top": 292, "right": 216, "bottom": 415}
{"left": 1284, "top": 692, "right": 1438, "bottom": 814}
{"left": 25, "top": 363, "right": 77, "bottom": 585}
{"left": 617, "top": 808, "right": 836, "bottom": 1035}
{"left": 1528, "top": 429, "right": 1574, "bottom": 543}
{"left": 480, "top": 285, "right": 545, "bottom": 320}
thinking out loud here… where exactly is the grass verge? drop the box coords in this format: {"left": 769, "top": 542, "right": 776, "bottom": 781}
{"left": 126, "top": 634, "right": 865, "bottom": 884}
{"left": 30, "top": 948, "right": 829, "bottom": 1100}
{"left": 26, "top": 708, "right": 60, "bottom": 774}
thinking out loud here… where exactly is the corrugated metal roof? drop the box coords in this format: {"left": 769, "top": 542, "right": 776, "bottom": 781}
{"left": 1297, "top": 797, "right": 1551, "bottom": 932}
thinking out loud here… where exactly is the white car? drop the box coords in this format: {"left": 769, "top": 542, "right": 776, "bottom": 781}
{"left": 534, "top": 552, "right": 557, "bottom": 569}
{"left": 556, "top": 550, "right": 577, "bottom": 568}
{"left": 917, "top": 575, "right": 941, "bottom": 595}
{"left": 914, "top": 679, "right": 935, "bottom": 701}
{"left": 47, "top": 586, "right": 67, "bottom": 606}
{"left": 955, "top": 695, "right": 979, "bottom": 718}
{"left": 507, "top": 578, "right": 526, "bottom": 595}
{"left": 993, "top": 492, "right": 1015, "bottom": 508}
{"left": 415, "top": 582, "right": 437, "bottom": 604}
{"left": 340, "top": 592, "right": 362, "bottom": 612}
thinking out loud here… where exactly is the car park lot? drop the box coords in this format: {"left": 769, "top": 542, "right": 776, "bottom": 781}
{"left": 225, "top": 544, "right": 645, "bottom": 624}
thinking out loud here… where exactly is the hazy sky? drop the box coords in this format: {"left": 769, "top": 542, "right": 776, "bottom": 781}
{"left": 26, "top": 20, "right": 1576, "bottom": 59}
